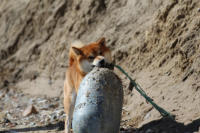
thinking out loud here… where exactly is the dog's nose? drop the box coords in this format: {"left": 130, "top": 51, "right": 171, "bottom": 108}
{"left": 99, "top": 59, "right": 105, "bottom": 65}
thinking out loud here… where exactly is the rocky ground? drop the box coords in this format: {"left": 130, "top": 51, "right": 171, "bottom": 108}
{"left": 0, "top": 0, "right": 200, "bottom": 133}
{"left": 0, "top": 88, "right": 64, "bottom": 133}
{"left": 0, "top": 88, "right": 199, "bottom": 133}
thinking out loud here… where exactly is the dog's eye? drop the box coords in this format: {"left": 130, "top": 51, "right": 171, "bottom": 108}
{"left": 88, "top": 56, "right": 95, "bottom": 60}
{"left": 99, "top": 51, "right": 103, "bottom": 55}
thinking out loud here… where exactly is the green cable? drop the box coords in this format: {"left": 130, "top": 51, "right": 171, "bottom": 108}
{"left": 114, "top": 65, "right": 175, "bottom": 120}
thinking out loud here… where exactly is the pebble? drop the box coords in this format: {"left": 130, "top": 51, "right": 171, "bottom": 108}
{"left": 38, "top": 99, "right": 48, "bottom": 104}
{"left": 39, "top": 104, "right": 51, "bottom": 110}
{"left": 51, "top": 113, "right": 57, "bottom": 120}
{"left": 49, "top": 103, "right": 59, "bottom": 108}
{"left": 198, "top": 8, "right": 200, "bottom": 12}
{"left": 144, "top": 112, "right": 151, "bottom": 120}
{"left": 30, "top": 122, "right": 36, "bottom": 126}
{"left": 3, "top": 118, "right": 11, "bottom": 123}
{"left": 55, "top": 110, "right": 65, "bottom": 116}
{"left": 53, "top": 97, "right": 60, "bottom": 101}
{"left": 6, "top": 112, "right": 13, "bottom": 120}
{"left": 23, "top": 105, "right": 38, "bottom": 116}
{"left": 44, "top": 117, "right": 50, "bottom": 122}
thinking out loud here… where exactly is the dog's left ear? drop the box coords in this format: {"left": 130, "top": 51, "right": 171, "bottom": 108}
{"left": 97, "top": 37, "right": 106, "bottom": 47}
{"left": 72, "top": 47, "right": 83, "bottom": 56}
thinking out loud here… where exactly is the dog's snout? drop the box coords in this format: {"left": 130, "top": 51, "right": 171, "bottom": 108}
{"left": 92, "top": 56, "right": 114, "bottom": 70}
{"left": 92, "top": 56, "right": 105, "bottom": 67}
{"left": 99, "top": 59, "right": 105, "bottom": 65}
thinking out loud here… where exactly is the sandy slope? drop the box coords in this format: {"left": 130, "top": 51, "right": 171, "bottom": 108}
{"left": 0, "top": 0, "right": 200, "bottom": 132}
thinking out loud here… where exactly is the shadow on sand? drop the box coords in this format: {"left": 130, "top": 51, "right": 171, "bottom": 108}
{"left": 122, "top": 117, "right": 200, "bottom": 133}
{"left": 0, "top": 121, "right": 64, "bottom": 133}
{"left": 1, "top": 118, "right": 200, "bottom": 133}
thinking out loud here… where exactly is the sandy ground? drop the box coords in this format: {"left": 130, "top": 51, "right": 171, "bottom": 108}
{"left": 0, "top": 0, "right": 200, "bottom": 133}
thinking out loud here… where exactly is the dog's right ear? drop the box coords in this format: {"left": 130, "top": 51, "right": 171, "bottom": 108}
{"left": 72, "top": 47, "right": 83, "bottom": 55}
{"left": 97, "top": 37, "right": 106, "bottom": 47}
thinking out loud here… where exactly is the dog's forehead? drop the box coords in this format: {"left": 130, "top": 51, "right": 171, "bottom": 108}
{"left": 92, "top": 49, "right": 101, "bottom": 55}
{"left": 85, "top": 47, "right": 101, "bottom": 56}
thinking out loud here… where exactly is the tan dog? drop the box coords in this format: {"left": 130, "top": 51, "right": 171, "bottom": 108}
{"left": 63, "top": 38, "right": 112, "bottom": 133}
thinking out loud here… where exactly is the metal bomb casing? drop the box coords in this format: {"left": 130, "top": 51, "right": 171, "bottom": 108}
{"left": 72, "top": 67, "right": 123, "bottom": 133}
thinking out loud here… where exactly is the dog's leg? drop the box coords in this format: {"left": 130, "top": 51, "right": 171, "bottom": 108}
{"left": 64, "top": 81, "right": 77, "bottom": 133}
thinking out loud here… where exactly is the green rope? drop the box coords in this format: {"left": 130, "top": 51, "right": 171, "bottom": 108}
{"left": 114, "top": 64, "right": 175, "bottom": 120}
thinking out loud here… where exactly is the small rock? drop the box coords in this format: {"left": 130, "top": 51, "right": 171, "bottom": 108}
{"left": 3, "top": 118, "right": 11, "bottom": 123}
{"left": 6, "top": 112, "right": 13, "bottom": 120}
{"left": 39, "top": 104, "right": 51, "bottom": 110}
{"left": 55, "top": 110, "right": 64, "bottom": 116}
{"left": 50, "top": 113, "right": 57, "bottom": 122}
{"left": 53, "top": 97, "right": 59, "bottom": 101}
{"left": 44, "top": 117, "right": 50, "bottom": 122}
{"left": 29, "top": 122, "right": 36, "bottom": 126}
{"left": 198, "top": 8, "right": 200, "bottom": 12}
{"left": 37, "top": 99, "right": 48, "bottom": 104}
{"left": 49, "top": 103, "right": 59, "bottom": 108}
{"left": 144, "top": 112, "right": 151, "bottom": 120}
{"left": 23, "top": 105, "right": 38, "bottom": 116}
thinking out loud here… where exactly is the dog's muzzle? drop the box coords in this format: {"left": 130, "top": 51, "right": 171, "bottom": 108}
{"left": 92, "top": 56, "right": 114, "bottom": 70}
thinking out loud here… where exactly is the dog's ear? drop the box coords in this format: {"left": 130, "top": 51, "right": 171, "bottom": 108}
{"left": 97, "top": 37, "right": 106, "bottom": 47}
{"left": 72, "top": 47, "right": 83, "bottom": 55}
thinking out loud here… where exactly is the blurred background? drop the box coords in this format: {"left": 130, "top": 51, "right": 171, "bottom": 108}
{"left": 0, "top": 0, "right": 200, "bottom": 132}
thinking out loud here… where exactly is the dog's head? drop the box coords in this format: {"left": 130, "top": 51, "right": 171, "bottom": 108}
{"left": 72, "top": 38, "right": 113, "bottom": 74}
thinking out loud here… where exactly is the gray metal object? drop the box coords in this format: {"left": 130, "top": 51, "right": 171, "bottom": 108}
{"left": 72, "top": 67, "right": 123, "bottom": 133}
